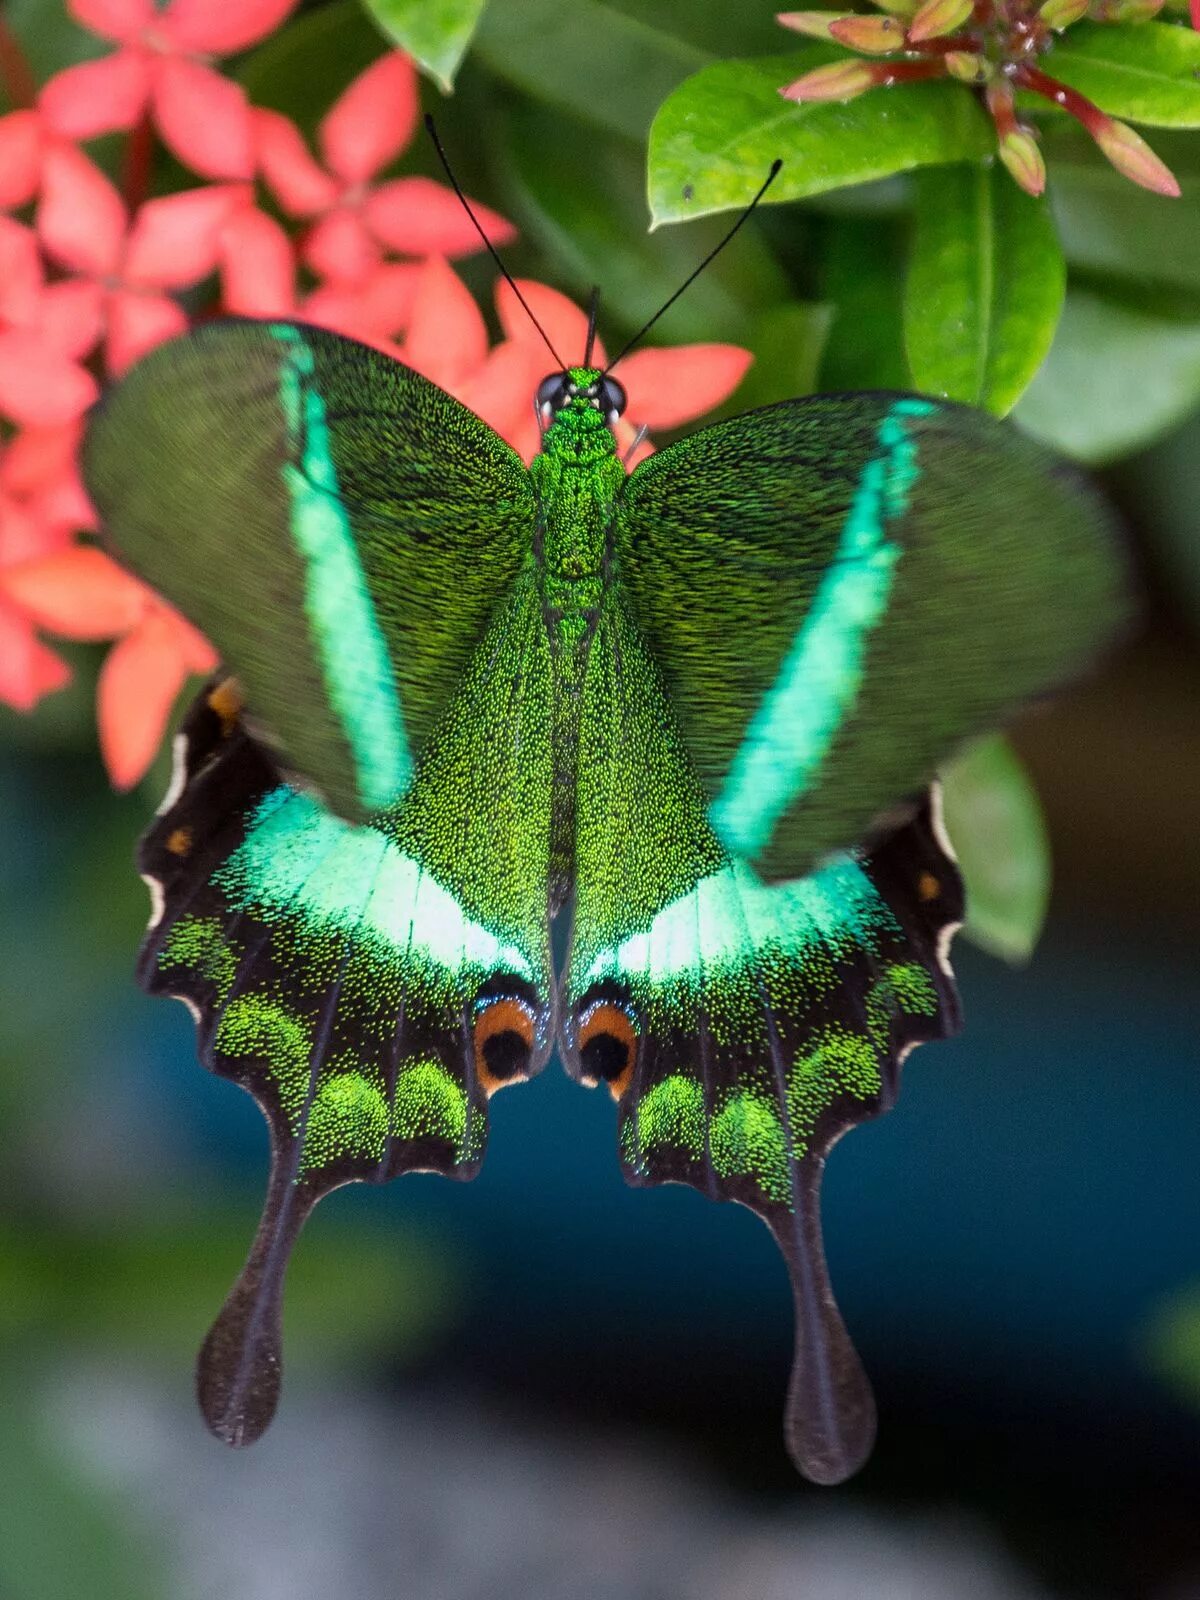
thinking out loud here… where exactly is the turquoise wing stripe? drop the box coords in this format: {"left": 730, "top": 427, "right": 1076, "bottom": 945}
{"left": 270, "top": 323, "right": 411, "bottom": 811}
{"left": 213, "top": 786, "right": 536, "bottom": 982}
{"left": 710, "top": 399, "right": 935, "bottom": 861}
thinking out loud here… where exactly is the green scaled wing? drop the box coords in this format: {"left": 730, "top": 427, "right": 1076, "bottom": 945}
{"left": 141, "top": 560, "right": 555, "bottom": 1447}
{"left": 83, "top": 319, "right": 536, "bottom": 819}
{"left": 561, "top": 583, "right": 963, "bottom": 1486}
{"left": 614, "top": 395, "right": 1128, "bottom": 881}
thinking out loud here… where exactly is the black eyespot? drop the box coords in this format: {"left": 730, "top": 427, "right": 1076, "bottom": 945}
{"left": 536, "top": 373, "right": 571, "bottom": 413}
{"left": 598, "top": 375, "right": 626, "bottom": 419}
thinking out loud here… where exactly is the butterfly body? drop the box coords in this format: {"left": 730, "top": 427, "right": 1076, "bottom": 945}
{"left": 83, "top": 317, "right": 1128, "bottom": 1482}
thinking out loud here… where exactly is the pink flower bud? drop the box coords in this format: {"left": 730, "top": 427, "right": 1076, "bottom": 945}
{"left": 908, "top": 0, "right": 975, "bottom": 40}
{"left": 776, "top": 10, "right": 838, "bottom": 37}
{"left": 1038, "top": 0, "right": 1089, "bottom": 26}
{"left": 829, "top": 13, "right": 907, "bottom": 50}
{"left": 779, "top": 59, "right": 879, "bottom": 101}
{"left": 998, "top": 130, "right": 1047, "bottom": 196}
{"left": 1093, "top": 117, "right": 1181, "bottom": 196}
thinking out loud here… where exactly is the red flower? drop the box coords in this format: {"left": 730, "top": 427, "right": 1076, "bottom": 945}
{"left": 255, "top": 52, "right": 515, "bottom": 286}
{"left": 216, "top": 204, "right": 419, "bottom": 349}
{"left": 0, "top": 426, "right": 85, "bottom": 710}
{"left": 36, "top": 141, "right": 250, "bottom": 373}
{"left": 38, "top": 0, "right": 300, "bottom": 179}
{"left": 0, "top": 110, "right": 44, "bottom": 210}
{"left": 0, "top": 547, "right": 216, "bottom": 785}
{"left": 400, "top": 259, "right": 754, "bottom": 467}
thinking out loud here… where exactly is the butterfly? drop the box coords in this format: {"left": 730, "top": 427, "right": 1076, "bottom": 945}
{"left": 81, "top": 286, "right": 1126, "bottom": 1483}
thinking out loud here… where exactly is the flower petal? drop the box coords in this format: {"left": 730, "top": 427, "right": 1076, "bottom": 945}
{"left": 38, "top": 49, "right": 150, "bottom": 140}
{"left": 253, "top": 108, "right": 338, "bottom": 216}
{"left": 457, "top": 339, "right": 544, "bottom": 460}
{"left": 495, "top": 278, "right": 606, "bottom": 369}
{"left": 319, "top": 52, "right": 418, "bottom": 186}
{"left": 122, "top": 182, "right": 250, "bottom": 287}
{"left": 302, "top": 262, "right": 420, "bottom": 341}
{"left": 301, "top": 205, "right": 381, "bottom": 284}
{"left": 0, "top": 597, "right": 71, "bottom": 711}
{"left": 0, "top": 488, "right": 57, "bottom": 567}
{"left": 0, "top": 423, "right": 82, "bottom": 497}
{"left": 70, "top": 0, "right": 154, "bottom": 40}
{"left": 37, "top": 142, "right": 127, "bottom": 277}
{"left": 151, "top": 56, "right": 254, "bottom": 179}
{"left": 363, "top": 176, "right": 516, "bottom": 259}
{"left": 220, "top": 207, "right": 295, "bottom": 316}
{"left": 615, "top": 343, "right": 752, "bottom": 430}
{"left": 38, "top": 279, "right": 106, "bottom": 361}
{"left": 105, "top": 288, "right": 189, "bottom": 374}
{"left": 97, "top": 609, "right": 190, "bottom": 788}
{"left": 0, "top": 329, "right": 98, "bottom": 426}
{"left": 0, "top": 112, "right": 44, "bottom": 210}
{"left": 402, "top": 255, "right": 489, "bottom": 390}
{"left": 0, "top": 218, "right": 44, "bottom": 326}
{"left": 158, "top": 0, "right": 299, "bottom": 54}
{"left": 0, "top": 545, "right": 149, "bottom": 637}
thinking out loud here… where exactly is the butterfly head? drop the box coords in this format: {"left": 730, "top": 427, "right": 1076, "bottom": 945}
{"left": 536, "top": 366, "right": 627, "bottom": 428}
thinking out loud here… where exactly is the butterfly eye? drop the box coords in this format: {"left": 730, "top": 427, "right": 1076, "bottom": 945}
{"left": 578, "top": 1001, "right": 639, "bottom": 1100}
{"left": 473, "top": 996, "right": 536, "bottom": 1095}
{"left": 598, "top": 376, "right": 627, "bottom": 420}
{"left": 535, "top": 373, "right": 571, "bottom": 414}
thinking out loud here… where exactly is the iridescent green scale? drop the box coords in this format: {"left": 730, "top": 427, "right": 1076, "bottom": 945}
{"left": 85, "top": 318, "right": 1126, "bottom": 1482}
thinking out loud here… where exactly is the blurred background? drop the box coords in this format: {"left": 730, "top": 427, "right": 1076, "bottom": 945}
{"left": 2, "top": 1, "right": 1200, "bottom": 1596}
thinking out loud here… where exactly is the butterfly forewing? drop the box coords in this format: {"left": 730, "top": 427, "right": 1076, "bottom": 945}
{"left": 84, "top": 318, "right": 536, "bottom": 821}
{"left": 615, "top": 394, "right": 1129, "bottom": 881}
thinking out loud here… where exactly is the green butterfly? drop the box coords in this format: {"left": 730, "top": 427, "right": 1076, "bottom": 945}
{"left": 83, "top": 304, "right": 1125, "bottom": 1484}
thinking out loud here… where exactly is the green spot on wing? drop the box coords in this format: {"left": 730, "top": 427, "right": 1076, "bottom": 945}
{"left": 300, "top": 1069, "right": 389, "bottom": 1172}
{"left": 393, "top": 1057, "right": 470, "bottom": 1152}
{"left": 160, "top": 915, "right": 236, "bottom": 1004}
{"left": 710, "top": 1088, "right": 790, "bottom": 1205}
{"left": 215, "top": 994, "right": 312, "bottom": 1127}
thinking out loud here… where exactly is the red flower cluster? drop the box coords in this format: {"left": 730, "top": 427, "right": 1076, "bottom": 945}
{"left": 0, "top": 0, "right": 751, "bottom": 791}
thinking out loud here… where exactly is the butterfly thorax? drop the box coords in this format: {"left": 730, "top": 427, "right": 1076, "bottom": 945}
{"left": 528, "top": 372, "right": 626, "bottom": 914}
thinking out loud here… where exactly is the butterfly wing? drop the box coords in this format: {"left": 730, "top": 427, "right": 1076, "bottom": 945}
{"left": 561, "top": 587, "right": 962, "bottom": 1484}
{"left": 614, "top": 394, "right": 1128, "bottom": 880}
{"left": 141, "top": 565, "right": 555, "bottom": 1446}
{"left": 83, "top": 318, "right": 536, "bottom": 819}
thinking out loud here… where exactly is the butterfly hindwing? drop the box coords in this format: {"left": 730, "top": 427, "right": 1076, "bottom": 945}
{"left": 562, "top": 583, "right": 963, "bottom": 1484}
{"left": 84, "top": 319, "right": 537, "bottom": 819}
{"left": 615, "top": 394, "right": 1128, "bottom": 880}
{"left": 141, "top": 567, "right": 555, "bottom": 1446}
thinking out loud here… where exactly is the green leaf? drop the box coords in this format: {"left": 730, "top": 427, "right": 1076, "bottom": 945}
{"left": 732, "top": 303, "right": 834, "bottom": 409}
{"left": 362, "top": 0, "right": 487, "bottom": 92}
{"left": 1143, "top": 1285, "right": 1200, "bottom": 1412}
{"left": 1049, "top": 20, "right": 1200, "bottom": 127}
{"left": 818, "top": 217, "right": 910, "bottom": 392}
{"left": 1052, "top": 162, "right": 1200, "bottom": 292}
{"left": 904, "top": 163, "right": 1065, "bottom": 417}
{"left": 473, "top": 0, "right": 709, "bottom": 140}
{"left": 497, "top": 103, "right": 787, "bottom": 343}
{"left": 1015, "top": 286, "right": 1200, "bottom": 462}
{"left": 940, "top": 734, "right": 1051, "bottom": 964}
{"left": 648, "top": 49, "right": 993, "bottom": 227}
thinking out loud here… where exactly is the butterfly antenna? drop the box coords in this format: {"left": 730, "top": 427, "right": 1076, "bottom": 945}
{"left": 424, "top": 114, "right": 566, "bottom": 371}
{"left": 603, "top": 159, "right": 783, "bottom": 374}
{"left": 583, "top": 286, "right": 600, "bottom": 366}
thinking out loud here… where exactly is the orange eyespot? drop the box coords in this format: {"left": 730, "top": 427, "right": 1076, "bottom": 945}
{"left": 473, "top": 997, "right": 536, "bottom": 1096}
{"left": 206, "top": 677, "right": 243, "bottom": 734}
{"left": 918, "top": 871, "right": 941, "bottom": 902}
{"left": 577, "top": 1001, "right": 639, "bottom": 1101}
{"left": 166, "top": 826, "right": 193, "bottom": 856}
